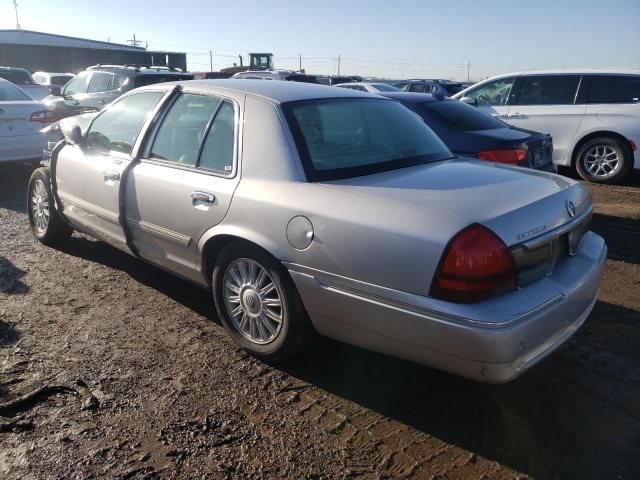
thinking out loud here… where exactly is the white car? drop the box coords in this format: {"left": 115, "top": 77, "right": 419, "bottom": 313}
{"left": 32, "top": 71, "right": 75, "bottom": 89}
{"left": 0, "top": 78, "right": 56, "bottom": 164}
{"left": 335, "top": 82, "right": 400, "bottom": 93}
{"left": 454, "top": 69, "right": 640, "bottom": 183}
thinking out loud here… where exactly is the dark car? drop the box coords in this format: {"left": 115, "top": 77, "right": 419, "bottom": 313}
{"left": 43, "top": 64, "right": 193, "bottom": 119}
{"left": 393, "top": 79, "right": 466, "bottom": 97}
{"left": 383, "top": 92, "right": 554, "bottom": 170}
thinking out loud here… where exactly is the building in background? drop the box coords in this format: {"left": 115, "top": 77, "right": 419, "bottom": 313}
{"left": 0, "top": 30, "right": 187, "bottom": 73}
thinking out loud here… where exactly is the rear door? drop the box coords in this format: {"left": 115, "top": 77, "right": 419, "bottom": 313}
{"left": 506, "top": 74, "right": 585, "bottom": 165}
{"left": 55, "top": 90, "right": 167, "bottom": 251}
{"left": 127, "top": 92, "right": 240, "bottom": 280}
{"left": 459, "top": 76, "right": 516, "bottom": 120}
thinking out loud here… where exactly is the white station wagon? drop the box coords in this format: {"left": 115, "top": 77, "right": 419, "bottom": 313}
{"left": 455, "top": 69, "right": 640, "bottom": 183}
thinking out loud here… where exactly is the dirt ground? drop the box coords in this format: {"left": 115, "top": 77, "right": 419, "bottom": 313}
{"left": 1, "top": 164, "right": 639, "bottom": 480}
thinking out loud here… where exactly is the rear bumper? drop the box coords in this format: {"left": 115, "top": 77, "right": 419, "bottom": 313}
{"left": 0, "top": 133, "right": 48, "bottom": 163}
{"left": 288, "top": 231, "right": 606, "bottom": 383}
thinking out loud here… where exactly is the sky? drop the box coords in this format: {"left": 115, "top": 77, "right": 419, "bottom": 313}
{"left": 1, "top": 0, "right": 639, "bottom": 80}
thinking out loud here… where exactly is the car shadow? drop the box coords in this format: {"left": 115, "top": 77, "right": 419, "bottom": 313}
{"left": 592, "top": 212, "right": 640, "bottom": 263}
{"left": 49, "top": 237, "right": 640, "bottom": 479}
{"left": 0, "top": 257, "right": 29, "bottom": 294}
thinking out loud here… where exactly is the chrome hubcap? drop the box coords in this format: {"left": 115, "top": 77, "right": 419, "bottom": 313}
{"left": 30, "top": 179, "right": 49, "bottom": 234}
{"left": 223, "top": 258, "right": 283, "bottom": 345}
{"left": 584, "top": 145, "right": 620, "bottom": 177}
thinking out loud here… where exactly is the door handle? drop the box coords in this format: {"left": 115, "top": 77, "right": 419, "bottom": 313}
{"left": 72, "top": 100, "right": 79, "bottom": 105}
{"left": 103, "top": 170, "right": 120, "bottom": 182}
{"left": 491, "top": 113, "right": 506, "bottom": 118}
{"left": 191, "top": 191, "right": 215, "bottom": 204}
{"left": 508, "top": 112, "right": 525, "bottom": 118}
{"left": 98, "top": 100, "right": 105, "bottom": 105}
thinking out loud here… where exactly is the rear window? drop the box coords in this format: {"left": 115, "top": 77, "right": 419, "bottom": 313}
{"left": 587, "top": 75, "right": 640, "bottom": 104}
{"left": 0, "top": 70, "right": 34, "bottom": 85}
{"left": 372, "top": 83, "right": 400, "bottom": 92}
{"left": 0, "top": 82, "right": 31, "bottom": 101}
{"left": 421, "top": 100, "right": 506, "bottom": 131}
{"left": 284, "top": 98, "right": 452, "bottom": 181}
{"left": 134, "top": 74, "right": 193, "bottom": 88}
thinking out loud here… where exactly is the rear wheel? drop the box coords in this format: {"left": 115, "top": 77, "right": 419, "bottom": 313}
{"left": 27, "top": 168, "right": 72, "bottom": 246}
{"left": 575, "top": 137, "right": 630, "bottom": 184}
{"left": 212, "top": 242, "right": 314, "bottom": 361}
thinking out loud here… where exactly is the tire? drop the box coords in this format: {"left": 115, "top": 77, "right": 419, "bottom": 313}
{"left": 212, "top": 241, "right": 314, "bottom": 362}
{"left": 27, "top": 167, "right": 72, "bottom": 246}
{"left": 575, "top": 137, "right": 631, "bottom": 184}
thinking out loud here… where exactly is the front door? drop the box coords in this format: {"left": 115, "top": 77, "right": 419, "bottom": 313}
{"left": 55, "top": 90, "right": 167, "bottom": 251}
{"left": 83, "top": 71, "right": 118, "bottom": 112}
{"left": 505, "top": 74, "right": 585, "bottom": 164}
{"left": 127, "top": 92, "right": 240, "bottom": 281}
{"left": 461, "top": 76, "right": 516, "bottom": 120}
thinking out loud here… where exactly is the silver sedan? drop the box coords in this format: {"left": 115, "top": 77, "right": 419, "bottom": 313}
{"left": 27, "top": 80, "right": 606, "bottom": 383}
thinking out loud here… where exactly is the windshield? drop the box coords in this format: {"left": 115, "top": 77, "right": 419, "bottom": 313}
{"left": 0, "top": 70, "right": 34, "bottom": 85}
{"left": 284, "top": 98, "right": 452, "bottom": 181}
{"left": 0, "top": 82, "right": 31, "bottom": 101}
{"left": 372, "top": 83, "right": 400, "bottom": 92}
{"left": 421, "top": 100, "right": 506, "bottom": 131}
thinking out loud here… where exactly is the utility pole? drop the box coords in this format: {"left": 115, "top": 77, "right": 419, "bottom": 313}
{"left": 299, "top": 53, "right": 302, "bottom": 71}
{"left": 13, "top": 0, "right": 21, "bottom": 30}
{"left": 337, "top": 54, "right": 341, "bottom": 76}
{"left": 467, "top": 60, "right": 471, "bottom": 82}
{"left": 210, "top": 50, "right": 213, "bottom": 71}
{"left": 127, "top": 34, "right": 143, "bottom": 48}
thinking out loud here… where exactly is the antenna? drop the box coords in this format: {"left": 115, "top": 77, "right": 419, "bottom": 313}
{"left": 13, "top": 0, "right": 22, "bottom": 30}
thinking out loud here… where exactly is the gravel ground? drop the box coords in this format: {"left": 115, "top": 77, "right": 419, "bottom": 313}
{"left": 1, "top": 164, "right": 639, "bottom": 480}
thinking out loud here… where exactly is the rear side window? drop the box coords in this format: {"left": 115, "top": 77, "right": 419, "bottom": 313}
{"left": 514, "top": 75, "right": 580, "bottom": 105}
{"left": 0, "top": 82, "right": 31, "bottom": 101}
{"left": 0, "top": 70, "right": 33, "bottom": 85}
{"left": 87, "top": 72, "right": 113, "bottom": 93}
{"left": 409, "top": 83, "right": 427, "bottom": 93}
{"left": 421, "top": 100, "right": 506, "bottom": 131}
{"left": 86, "top": 91, "right": 165, "bottom": 155}
{"left": 151, "top": 93, "right": 221, "bottom": 165}
{"left": 587, "top": 75, "right": 640, "bottom": 104}
{"left": 199, "top": 101, "right": 235, "bottom": 174}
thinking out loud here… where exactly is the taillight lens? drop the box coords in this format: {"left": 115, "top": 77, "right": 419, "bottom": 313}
{"left": 430, "top": 224, "right": 516, "bottom": 303}
{"left": 30, "top": 110, "right": 57, "bottom": 123}
{"left": 477, "top": 148, "right": 527, "bottom": 165}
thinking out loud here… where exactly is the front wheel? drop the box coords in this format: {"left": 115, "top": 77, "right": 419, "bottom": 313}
{"left": 212, "top": 242, "right": 314, "bottom": 361}
{"left": 27, "top": 168, "right": 72, "bottom": 246}
{"left": 575, "top": 137, "right": 631, "bottom": 184}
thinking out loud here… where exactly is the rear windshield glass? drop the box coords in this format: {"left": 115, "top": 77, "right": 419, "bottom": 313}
{"left": 421, "top": 100, "right": 506, "bottom": 131}
{"left": 0, "top": 82, "right": 31, "bottom": 101}
{"left": 372, "top": 83, "right": 400, "bottom": 92}
{"left": 0, "top": 70, "right": 34, "bottom": 85}
{"left": 134, "top": 74, "right": 193, "bottom": 87}
{"left": 284, "top": 98, "right": 452, "bottom": 181}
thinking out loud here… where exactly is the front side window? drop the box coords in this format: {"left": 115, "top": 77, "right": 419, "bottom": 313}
{"left": 87, "top": 72, "right": 113, "bottom": 93}
{"left": 587, "top": 75, "right": 640, "bottom": 104}
{"left": 86, "top": 91, "right": 165, "bottom": 155}
{"left": 0, "top": 82, "right": 31, "bottom": 101}
{"left": 199, "top": 101, "right": 235, "bottom": 174}
{"left": 514, "top": 75, "right": 580, "bottom": 105}
{"left": 63, "top": 73, "right": 90, "bottom": 96}
{"left": 465, "top": 77, "right": 515, "bottom": 106}
{"left": 151, "top": 93, "right": 221, "bottom": 165}
{"left": 284, "top": 98, "right": 453, "bottom": 181}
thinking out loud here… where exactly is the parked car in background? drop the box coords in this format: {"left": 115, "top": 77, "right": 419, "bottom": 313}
{"left": 394, "top": 79, "right": 466, "bottom": 97}
{"left": 43, "top": 64, "right": 193, "bottom": 119}
{"left": 335, "top": 82, "right": 400, "bottom": 93}
{"left": 383, "top": 92, "right": 554, "bottom": 171}
{"left": 192, "top": 71, "right": 233, "bottom": 80}
{"left": 454, "top": 70, "right": 640, "bottom": 183}
{"left": 32, "top": 71, "right": 75, "bottom": 89}
{"left": 0, "top": 78, "right": 56, "bottom": 164}
{"left": 0, "top": 67, "right": 49, "bottom": 100}
{"left": 29, "top": 80, "right": 605, "bottom": 383}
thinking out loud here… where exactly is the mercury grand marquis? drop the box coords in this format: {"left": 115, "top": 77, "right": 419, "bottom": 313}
{"left": 28, "top": 80, "right": 607, "bottom": 382}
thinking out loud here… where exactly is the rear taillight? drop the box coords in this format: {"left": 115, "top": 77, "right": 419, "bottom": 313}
{"left": 30, "top": 110, "right": 56, "bottom": 123}
{"left": 430, "top": 224, "right": 516, "bottom": 303}
{"left": 477, "top": 149, "right": 527, "bottom": 165}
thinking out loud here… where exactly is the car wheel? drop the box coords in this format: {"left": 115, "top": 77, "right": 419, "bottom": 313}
{"left": 576, "top": 137, "right": 630, "bottom": 184}
{"left": 212, "top": 242, "right": 315, "bottom": 361}
{"left": 27, "top": 167, "right": 72, "bottom": 246}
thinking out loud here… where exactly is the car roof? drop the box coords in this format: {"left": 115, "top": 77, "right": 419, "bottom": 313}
{"left": 380, "top": 92, "right": 445, "bottom": 104}
{"left": 0, "top": 66, "right": 29, "bottom": 72}
{"left": 148, "top": 79, "right": 376, "bottom": 104}
{"left": 478, "top": 68, "right": 640, "bottom": 80}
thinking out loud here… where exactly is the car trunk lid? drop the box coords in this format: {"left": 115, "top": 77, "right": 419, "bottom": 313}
{"left": 0, "top": 102, "right": 45, "bottom": 137}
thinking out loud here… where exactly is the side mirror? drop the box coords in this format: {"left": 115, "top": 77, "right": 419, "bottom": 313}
{"left": 460, "top": 96, "right": 478, "bottom": 106}
{"left": 60, "top": 121, "right": 83, "bottom": 145}
{"left": 69, "top": 125, "right": 83, "bottom": 144}
{"left": 49, "top": 86, "right": 62, "bottom": 96}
